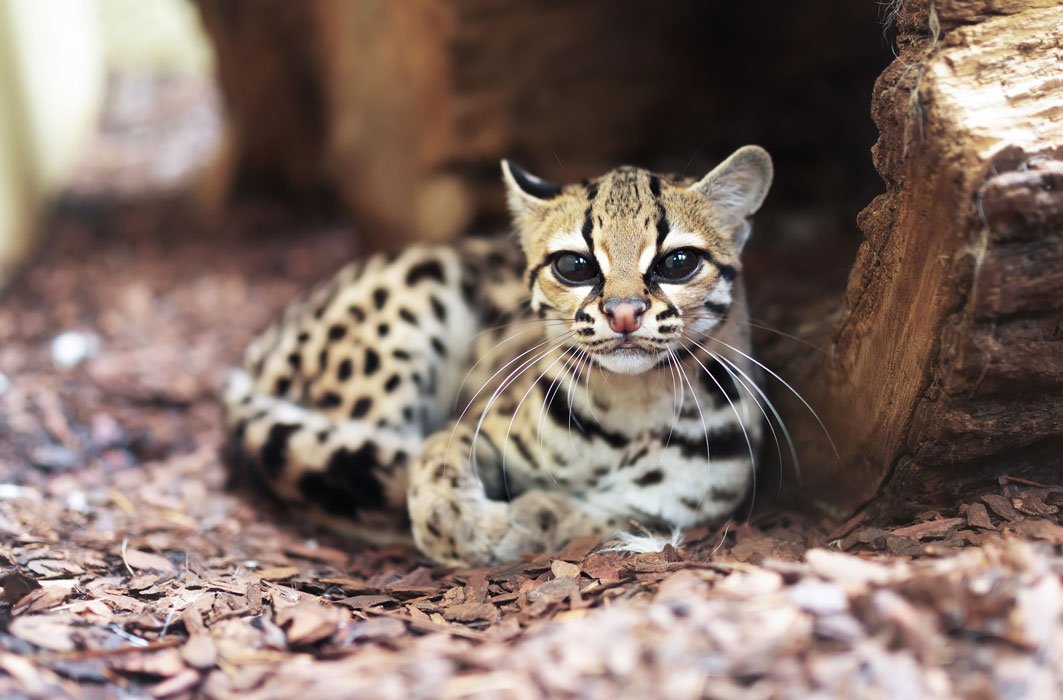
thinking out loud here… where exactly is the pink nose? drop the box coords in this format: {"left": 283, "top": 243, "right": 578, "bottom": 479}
{"left": 602, "top": 297, "right": 648, "bottom": 334}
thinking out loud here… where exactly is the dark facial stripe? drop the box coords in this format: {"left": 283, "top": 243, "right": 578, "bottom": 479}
{"left": 581, "top": 206, "right": 595, "bottom": 254}
{"left": 527, "top": 254, "right": 552, "bottom": 290}
{"left": 704, "top": 301, "right": 729, "bottom": 317}
{"left": 648, "top": 175, "right": 661, "bottom": 198}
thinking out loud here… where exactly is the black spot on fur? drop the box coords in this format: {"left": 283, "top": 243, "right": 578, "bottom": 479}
{"left": 383, "top": 374, "right": 401, "bottom": 392}
{"left": 348, "top": 305, "right": 365, "bottom": 322}
{"left": 260, "top": 423, "right": 301, "bottom": 476}
{"left": 426, "top": 520, "right": 442, "bottom": 538}
{"left": 377, "top": 323, "right": 390, "bottom": 337}
{"left": 680, "top": 497, "right": 700, "bottom": 511}
{"left": 317, "top": 392, "right": 342, "bottom": 409}
{"left": 634, "top": 469, "right": 664, "bottom": 487}
{"left": 399, "top": 308, "right": 417, "bottom": 325}
{"left": 430, "top": 337, "right": 447, "bottom": 357}
{"left": 296, "top": 443, "right": 387, "bottom": 517}
{"left": 711, "top": 487, "right": 740, "bottom": 501}
{"left": 405, "top": 260, "right": 446, "bottom": 286}
{"left": 364, "top": 348, "right": 380, "bottom": 375}
{"left": 318, "top": 348, "right": 329, "bottom": 372}
{"left": 574, "top": 309, "right": 593, "bottom": 324}
{"left": 373, "top": 288, "right": 389, "bottom": 310}
{"left": 328, "top": 324, "right": 347, "bottom": 341}
{"left": 541, "top": 384, "right": 629, "bottom": 449}
{"left": 538, "top": 509, "right": 556, "bottom": 532}
{"left": 297, "top": 331, "right": 310, "bottom": 343}
{"left": 350, "top": 397, "right": 373, "bottom": 419}
{"left": 509, "top": 434, "right": 536, "bottom": 468}
{"left": 274, "top": 377, "right": 292, "bottom": 396}
{"left": 429, "top": 296, "right": 447, "bottom": 322}
{"left": 700, "top": 358, "right": 742, "bottom": 406}
{"left": 287, "top": 352, "right": 302, "bottom": 370}
{"left": 657, "top": 307, "right": 678, "bottom": 321}
{"left": 337, "top": 359, "right": 353, "bottom": 381}
{"left": 392, "top": 349, "right": 411, "bottom": 361}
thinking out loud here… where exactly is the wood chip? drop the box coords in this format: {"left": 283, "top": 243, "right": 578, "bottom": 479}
{"left": 965, "top": 503, "right": 995, "bottom": 530}
{"left": 253, "top": 566, "right": 300, "bottom": 581}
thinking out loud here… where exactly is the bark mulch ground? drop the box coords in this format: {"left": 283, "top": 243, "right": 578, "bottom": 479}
{"left": 1, "top": 73, "right": 1061, "bottom": 699}
{"left": 1, "top": 195, "right": 1060, "bottom": 700}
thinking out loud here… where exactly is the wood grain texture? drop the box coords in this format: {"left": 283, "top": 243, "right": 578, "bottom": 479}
{"left": 777, "top": 2, "right": 1063, "bottom": 517}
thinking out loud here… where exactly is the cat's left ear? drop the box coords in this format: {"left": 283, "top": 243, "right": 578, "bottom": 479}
{"left": 501, "top": 160, "right": 563, "bottom": 225}
{"left": 689, "top": 145, "right": 773, "bottom": 251}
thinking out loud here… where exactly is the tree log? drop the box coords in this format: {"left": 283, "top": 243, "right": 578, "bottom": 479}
{"left": 769, "top": 0, "right": 1063, "bottom": 518}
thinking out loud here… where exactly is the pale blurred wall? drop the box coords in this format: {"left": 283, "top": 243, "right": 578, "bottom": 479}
{"left": 0, "top": 0, "right": 211, "bottom": 285}
{"left": 0, "top": 0, "right": 104, "bottom": 283}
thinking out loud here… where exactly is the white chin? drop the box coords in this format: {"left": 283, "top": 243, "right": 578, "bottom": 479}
{"left": 595, "top": 349, "right": 661, "bottom": 375}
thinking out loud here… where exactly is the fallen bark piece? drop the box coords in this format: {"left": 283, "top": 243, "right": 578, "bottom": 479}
{"left": 964, "top": 503, "right": 996, "bottom": 530}
{"left": 890, "top": 518, "right": 964, "bottom": 540}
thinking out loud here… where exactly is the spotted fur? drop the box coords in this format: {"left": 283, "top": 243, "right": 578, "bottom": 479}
{"left": 224, "top": 146, "right": 774, "bottom": 566}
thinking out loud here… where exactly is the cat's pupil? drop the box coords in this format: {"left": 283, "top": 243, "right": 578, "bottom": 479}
{"left": 553, "top": 252, "right": 598, "bottom": 285}
{"left": 656, "top": 249, "right": 699, "bottom": 281}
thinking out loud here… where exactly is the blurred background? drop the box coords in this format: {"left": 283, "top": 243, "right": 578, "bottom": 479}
{"left": 0, "top": 0, "right": 892, "bottom": 282}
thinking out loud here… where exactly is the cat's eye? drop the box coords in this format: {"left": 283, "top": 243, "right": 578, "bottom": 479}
{"left": 653, "top": 248, "right": 702, "bottom": 282}
{"left": 552, "top": 252, "right": 600, "bottom": 285}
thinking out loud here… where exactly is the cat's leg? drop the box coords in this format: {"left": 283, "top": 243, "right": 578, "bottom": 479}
{"left": 408, "top": 422, "right": 617, "bottom": 566}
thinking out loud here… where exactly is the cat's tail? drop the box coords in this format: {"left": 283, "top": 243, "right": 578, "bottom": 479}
{"left": 221, "top": 369, "right": 416, "bottom": 544}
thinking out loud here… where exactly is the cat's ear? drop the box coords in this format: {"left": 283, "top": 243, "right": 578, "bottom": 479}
{"left": 501, "top": 160, "right": 562, "bottom": 223}
{"left": 689, "top": 145, "right": 773, "bottom": 251}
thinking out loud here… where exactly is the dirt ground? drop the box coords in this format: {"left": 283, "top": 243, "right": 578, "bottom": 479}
{"left": 1, "top": 78, "right": 1061, "bottom": 700}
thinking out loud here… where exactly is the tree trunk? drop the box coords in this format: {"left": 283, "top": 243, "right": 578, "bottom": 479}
{"left": 770, "top": 0, "right": 1063, "bottom": 518}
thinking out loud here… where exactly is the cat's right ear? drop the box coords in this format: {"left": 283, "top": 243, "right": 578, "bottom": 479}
{"left": 501, "top": 160, "right": 562, "bottom": 224}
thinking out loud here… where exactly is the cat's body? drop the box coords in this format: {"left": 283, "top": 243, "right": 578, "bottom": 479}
{"left": 224, "top": 146, "right": 773, "bottom": 566}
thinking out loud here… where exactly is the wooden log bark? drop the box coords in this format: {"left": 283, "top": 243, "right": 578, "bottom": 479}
{"left": 191, "top": 0, "right": 885, "bottom": 251}
{"left": 771, "top": 0, "right": 1063, "bottom": 517}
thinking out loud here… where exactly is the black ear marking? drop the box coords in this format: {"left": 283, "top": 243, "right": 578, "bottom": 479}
{"left": 504, "top": 160, "right": 564, "bottom": 200}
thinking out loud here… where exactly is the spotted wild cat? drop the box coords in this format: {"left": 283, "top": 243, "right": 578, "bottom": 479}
{"left": 223, "top": 145, "right": 773, "bottom": 566}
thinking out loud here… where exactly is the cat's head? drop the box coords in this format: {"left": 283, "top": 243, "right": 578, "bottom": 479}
{"left": 502, "top": 146, "right": 772, "bottom": 374}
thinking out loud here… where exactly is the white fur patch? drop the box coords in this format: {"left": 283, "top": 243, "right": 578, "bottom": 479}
{"left": 602, "top": 528, "right": 685, "bottom": 554}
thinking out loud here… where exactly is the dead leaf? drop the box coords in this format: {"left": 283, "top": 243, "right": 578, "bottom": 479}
{"left": 9, "top": 615, "right": 78, "bottom": 652}
{"left": 253, "top": 566, "right": 300, "bottom": 581}
{"left": 275, "top": 599, "right": 344, "bottom": 645}
{"left": 0, "top": 570, "right": 41, "bottom": 604}
{"left": 550, "top": 560, "right": 581, "bottom": 580}
{"left": 124, "top": 548, "right": 176, "bottom": 574}
{"left": 965, "top": 503, "right": 995, "bottom": 530}
{"left": 981, "top": 494, "right": 1021, "bottom": 522}
{"left": 181, "top": 634, "right": 217, "bottom": 669}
